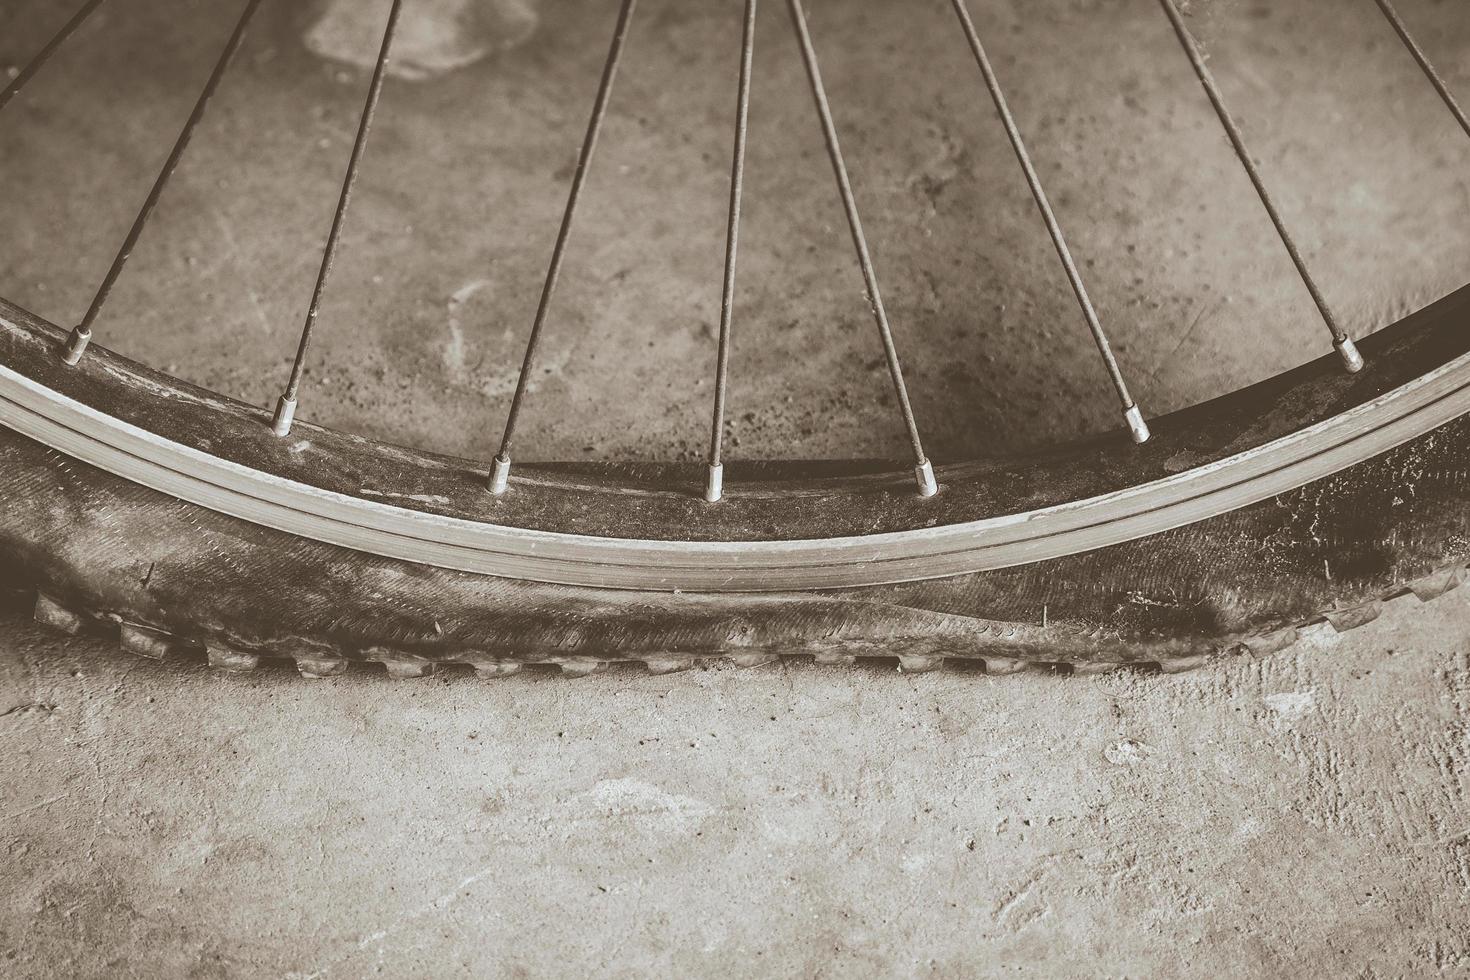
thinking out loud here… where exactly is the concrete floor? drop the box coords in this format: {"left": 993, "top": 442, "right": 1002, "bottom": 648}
{"left": 2, "top": 590, "right": 1469, "bottom": 977}
{"left": 3, "top": 0, "right": 1470, "bottom": 974}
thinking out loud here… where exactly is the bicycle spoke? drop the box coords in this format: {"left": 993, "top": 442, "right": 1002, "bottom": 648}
{"left": 1157, "top": 0, "right": 1363, "bottom": 373}
{"left": 271, "top": 0, "right": 405, "bottom": 437}
{"left": 0, "top": 0, "right": 108, "bottom": 114}
{"left": 59, "top": 0, "right": 265, "bottom": 366}
{"left": 490, "top": 0, "right": 638, "bottom": 494}
{"left": 704, "top": 0, "right": 758, "bottom": 504}
{"left": 787, "top": 0, "right": 936, "bottom": 497}
{"left": 1372, "top": 0, "right": 1470, "bottom": 141}
{"left": 948, "top": 0, "right": 1149, "bottom": 444}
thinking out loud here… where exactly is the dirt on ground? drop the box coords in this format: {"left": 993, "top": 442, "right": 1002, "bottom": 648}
{"left": 2, "top": 589, "right": 1469, "bottom": 977}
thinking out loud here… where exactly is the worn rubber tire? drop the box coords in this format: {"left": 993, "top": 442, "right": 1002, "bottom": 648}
{"left": 3, "top": 406, "right": 1469, "bottom": 678}
{"left": 3, "top": 286, "right": 1470, "bottom": 676}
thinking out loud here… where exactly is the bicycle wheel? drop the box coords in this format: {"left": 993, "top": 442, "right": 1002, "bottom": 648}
{"left": 3, "top": 0, "right": 1468, "bottom": 676}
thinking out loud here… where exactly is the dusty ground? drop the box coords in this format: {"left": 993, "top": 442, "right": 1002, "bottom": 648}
{"left": 3, "top": 0, "right": 1470, "bottom": 975}
{"left": 2, "top": 591, "right": 1469, "bottom": 977}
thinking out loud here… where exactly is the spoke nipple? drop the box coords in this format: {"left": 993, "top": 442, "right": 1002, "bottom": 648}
{"left": 270, "top": 395, "right": 297, "bottom": 437}
{"left": 704, "top": 462, "right": 724, "bottom": 503}
{"left": 1335, "top": 336, "right": 1364, "bottom": 374}
{"left": 60, "top": 328, "right": 91, "bottom": 366}
{"left": 915, "top": 459, "right": 938, "bottom": 498}
{"left": 1124, "top": 404, "right": 1151, "bottom": 444}
{"left": 490, "top": 454, "right": 512, "bottom": 495}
